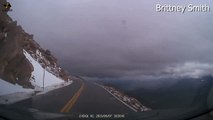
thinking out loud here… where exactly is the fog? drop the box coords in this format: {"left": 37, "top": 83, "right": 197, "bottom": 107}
{"left": 8, "top": 0, "right": 213, "bottom": 80}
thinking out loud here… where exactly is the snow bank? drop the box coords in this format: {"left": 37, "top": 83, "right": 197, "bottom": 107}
{"left": 0, "top": 91, "right": 35, "bottom": 104}
{"left": 0, "top": 80, "right": 72, "bottom": 104}
{"left": 0, "top": 79, "right": 33, "bottom": 96}
{"left": 36, "top": 80, "right": 72, "bottom": 95}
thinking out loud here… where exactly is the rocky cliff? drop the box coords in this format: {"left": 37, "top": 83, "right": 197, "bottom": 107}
{"left": 0, "top": 0, "right": 70, "bottom": 88}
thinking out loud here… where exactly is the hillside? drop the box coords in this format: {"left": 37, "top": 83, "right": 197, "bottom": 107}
{"left": 0, "top": 0, "right": 72, "bottom": 90}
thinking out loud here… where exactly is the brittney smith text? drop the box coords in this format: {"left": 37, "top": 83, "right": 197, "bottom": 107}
{"left": 156, "top": 4, "right": 210, "bottom": 13}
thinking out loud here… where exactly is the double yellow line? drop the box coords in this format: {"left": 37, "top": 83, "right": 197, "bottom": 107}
{"left": 60, "top": 82, "right": 85, "bottom": 113}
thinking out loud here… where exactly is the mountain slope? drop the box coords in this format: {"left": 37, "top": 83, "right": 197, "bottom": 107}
{"left": 0, "top": 0, "right": 71, "bottom": 89}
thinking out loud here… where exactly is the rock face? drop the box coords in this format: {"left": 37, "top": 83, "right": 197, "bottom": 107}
{"left": 0, "top": 0, "right": 70, "bottom": 88}
{"left": 0, "top": 2, "right": 33, "bottom": 87}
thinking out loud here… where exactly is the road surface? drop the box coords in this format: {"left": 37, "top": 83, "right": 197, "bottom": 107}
{"left": 12, "top": 79, "right": 133, "bottom": 115}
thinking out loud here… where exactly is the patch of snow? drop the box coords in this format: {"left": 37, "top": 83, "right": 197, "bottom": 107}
{"left": 0, "top": 79, "right": 33, "bottom": 96}
{"left": 95, "top": 83, "right": 151, "bottom": 112}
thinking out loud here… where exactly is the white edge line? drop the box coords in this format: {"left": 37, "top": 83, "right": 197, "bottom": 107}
{"left": 94, "top": 83, "right": 138, "bottom": 112}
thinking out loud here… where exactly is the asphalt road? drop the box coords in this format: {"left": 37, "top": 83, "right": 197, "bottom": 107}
{"left": 12, "top": 79, "right": 132, "bottom": 115}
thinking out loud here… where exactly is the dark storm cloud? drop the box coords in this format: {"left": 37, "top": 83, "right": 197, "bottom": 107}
{"left": 8, "top": 0, "right": 213, "bottom": 79}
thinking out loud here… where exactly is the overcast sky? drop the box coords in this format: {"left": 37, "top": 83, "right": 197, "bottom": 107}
{"left": 7, "top": 0, "right": 213, "bottom": 80}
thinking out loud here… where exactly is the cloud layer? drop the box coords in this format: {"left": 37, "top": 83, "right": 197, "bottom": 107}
{"left": 8, "top": 0, "right": 213, "bottom": 79}
{"left": 164, "top": 62, "right": 213, "bottom": 78}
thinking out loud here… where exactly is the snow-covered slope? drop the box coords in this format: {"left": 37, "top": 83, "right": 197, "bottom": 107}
{"left": 0, "top": 50, "right": 72, "bottom": 104}
{"left": 24, "top": 50, "right": 64, "bottom": 88}
{"left": 0, "top": 78, "right": 33, "bottom": 96}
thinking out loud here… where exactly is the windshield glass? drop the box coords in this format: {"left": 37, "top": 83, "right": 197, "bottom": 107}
{"left": 0, "top": 0, "right": 213, "bottom": 120}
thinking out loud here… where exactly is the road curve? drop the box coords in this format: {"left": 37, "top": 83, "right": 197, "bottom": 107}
{"left": 12, "top": 79, "right": 133, "bottom": 114}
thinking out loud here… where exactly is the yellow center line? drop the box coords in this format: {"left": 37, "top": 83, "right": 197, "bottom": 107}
{"left": 60, "top": 82, "right": 85, "bottom": 113}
